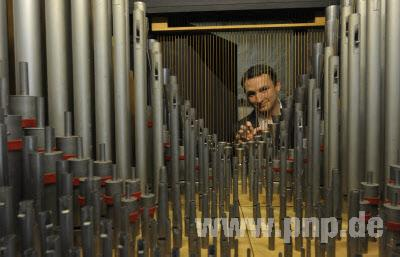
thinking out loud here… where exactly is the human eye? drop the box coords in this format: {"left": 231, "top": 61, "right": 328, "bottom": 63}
{"left": 246, "top": 91, "right": 256, "bottom": 98}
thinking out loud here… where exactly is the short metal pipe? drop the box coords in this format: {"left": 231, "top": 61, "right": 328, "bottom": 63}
{"left": 325, "top": 5, "right": 339, "bottom": 54}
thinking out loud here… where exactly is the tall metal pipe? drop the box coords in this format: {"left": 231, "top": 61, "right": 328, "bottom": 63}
{"left": 312, "top": 88, "right": 321, "bottom": 207}
{"left": 150, "top": 41, "right": 164, "bottom": 198}
{"left": 133, "top": 1, "right": 148, "bottom": 191}
{"left": 325, "top": 5, "right": 340, "bottom": 54}
{"left": 71, "top": 0, "right": 92, "bottom": 158}
{"left": 307, "top": 79, "right": 316, "bottom": 190}
{"left": 13, "top": 0, "right": 43, "bottom": 96}
{"left": 93, "top": 0, "right": 113, "bottom": 161}
{"left": 328, "top": 56, "right": 340, "bottom": 186}
{"left": 347, "top": 13, "right": 361, "bottom": 192}
{"left": 323, "top": 46, "right": 333, "bottom": 189}
{"left": 365, "top": 0, "right": 381, "bottom": 184}
{"left": 0, "top": 0, "right": 9, "bottom": 113}
{"left": 113, "top": 0, "right": 132, "bottom": 180}
{"left": 357, "top": 0, "right": 367, "bottom": 182}
{"left": 340, "top": 1, "right": 352, "bottom": 194}
{"left": 45, "top": 0, "right": 69, "bottom": 136}
{"left": 384, "top": 0, "right": 400, "bottom": 181}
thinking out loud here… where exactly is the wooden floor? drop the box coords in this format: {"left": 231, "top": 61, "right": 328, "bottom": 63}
{"left": 175, "top": 188, "right": 380, "bottom": 257}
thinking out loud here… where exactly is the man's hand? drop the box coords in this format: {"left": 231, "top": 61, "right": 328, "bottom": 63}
{"left": 235, "top": 121, "right": 261, "bottom": 143}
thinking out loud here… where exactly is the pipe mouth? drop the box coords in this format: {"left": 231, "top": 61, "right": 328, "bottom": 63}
{"left": 325, "top": 5, "right": 340, "bottom": 21}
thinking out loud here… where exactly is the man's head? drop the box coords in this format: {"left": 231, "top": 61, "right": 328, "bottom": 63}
{"left": 241, "top": 64, "right": 281, "bottom": 114}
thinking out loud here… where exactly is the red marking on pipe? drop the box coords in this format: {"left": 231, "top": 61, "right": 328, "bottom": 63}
{"left": 129, "top": 211, "right": 140, "bottom": 223}
{"left": 195, "top": 165, "right": 200, "bottom": 172}
{"left": 388, "top": 179, "right": 396, "bottom": 185}
{"left": 7, "top": 139, "right": 23, "bottom": 151}
{"left": 386, "top": 221, "right": 400, "bottom": 232}
{"left": 21, "top": 118, "right": 37, "bottom": 128}
{"left": 147, "top": 120, "right": 153, "bottom": 128}
{"left": 364, "top": 197, "right": 380, "bottom": 205}
{"left": 165, "top": 155, "right": 172, "bottom": 161}
{"left": 361, "top": 212, "right": 372, "bottom": 222}
{"left": 273, "top": 167, "right": 280, "bottom": 173}
{"left": 43, "top": 172, "right": 57, "bottom": 185}
{"left": 208, "top": 175, "right": 213, "bottom": 180}
{"left": 164, "top": 143, "right": 171, "bottom": 148}
{"left": 148, "top": 206, "right": 156, "bottom": 218}
{"left": 179, "top": 155, "right": 185, "bottom": 160}
{"left": 63, "top": 154, "right": 77, "bottom": 160}
{"left": 73, "top": 178, "right": 80, "bottom": 187}
{"left": 320, "top": 144, "right": 324, "bottom": 152}
{"left": 103, "top": 195, "right": 113, "bottom": 206}
{"left": 78, "top": 195, "right": 86, "bottom": 206}
{"left": 37, "top": 147, "right": 57, "bottom": 153}
{"left": 287, "top": 158, "right": 295, "bottom": 162}
{"left": 131, "top": 191, "right": 142, "bottom": 200}
{"left": 101, "top": 176, "right": 113, "bottom": 186}
{"left": 139, "top": 207, "right": 144, "bottom": 214}
{"left": 286, "top": 168, "right": 294, "bottom": 174}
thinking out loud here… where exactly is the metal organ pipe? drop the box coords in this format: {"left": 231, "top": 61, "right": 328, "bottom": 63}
{"left": 45, "top": 0, "right": 69, "bottom": 136}
{"left": 13, "top": 0, "right": 43, "bottom": 97}
{"left": 0, "top": 0, "right": 9, "bottom": 113}
{"left": 384, "top": 0, "right": 400, "bottom": 181}
{"left": 340, "top": 1, "right": 352, "bottom": 194}
{"left": 112, "top": 0, "right": 132, "bottom": 180}
{"left": 133, "top": 1, "right": 148, "bottom": 192}
{"left": 71, "top": 0, "right": 93, "bottom": 158}
{"left": 150, "top": 41, "right": 164, "bottom": 199}
{"left": 365, "top": 0, "right": 382, "bottom": 185}
{"left": 347, "top": 13, "right": 362, "bottom": 192}
{"left": 93, "top": 0, "right": 113, "bottom": 161}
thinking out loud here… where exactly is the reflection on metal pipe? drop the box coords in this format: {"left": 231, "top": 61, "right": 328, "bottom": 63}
{"left": 113, "top": 0, "right": 132, "bottom": 180}
{"left": 71, "top": 0, "right": 93, "bottom": 158}
{"left": 93, "top": 0, "right": 113, "bottom": 161}
{"left": 325, "top": 5, "right": 340, "bottom": 54}
{"left": 13, "top": 0, "right": 43, "bottom": 96}
{"left": 133, "top": 1, "right": 148, "bottom": 191}
{"left": 347, "top": 13, "right": 361, "bottom": 192}
{"left": 45, "top": 0, "right": 69, "bottom": 136}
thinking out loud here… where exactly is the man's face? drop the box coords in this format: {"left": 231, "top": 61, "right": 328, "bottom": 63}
{"left": 244, "top": 74, "right": 281, "bottom": 114}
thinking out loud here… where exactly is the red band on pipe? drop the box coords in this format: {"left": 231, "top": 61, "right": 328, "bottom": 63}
{"left": 73, "top": 178, "right": 80, "bottom": 187}
{"left": 63, "top": 154, "right": 77, "bottom": 160}
{"left": 8, "top": 139, "right": 23, "bottom": 151}
{"left": 364, "top": 197, "right": 380, "bottom": 205}
{"left": 179, "top": 155, "right": 185, "bottom": 160}
{"left": 164, "top": 143, "right": 171, "bottom": 148}
{"left": 101, "top": 176, "right": 113, "bottom": 186}
{"left": 147, "top": 120, "right": 153, "bottom": 128}
{"left": 286, "top": 168, "right": 294, "bottom": 173}
{"left": 78, "top": 195, "right": 86, "bottom": 206}
{"left": 287, "top": 158, "right": 295, "bottom": 162}
{"left": 195, "top": 165, "right": 200, "bottom": 172}
{"left": 148, "top": 206, "right": 156, "bottom": 218}
{"left": 320, "top": 144, "right": 324, "bottom": 152}
{"left": 129, "top": 211, "right": 140, "bottom": 223}
{"left": 165, "top": 155, "right": 172, "bottom": 161}
{"left": 131, "top": 192, "right": 142, "bottom": 200}
{"left": 21, "top": 118, "right": 37, "bottom": 128}
{"left": 273, "top": 167, "right": 280, "bottom": 173}
{"left": 386, "top": 221, "right": 400, "bottom": 232}
{"left": 103, "top": 195, "right": 113, "bottom": 205}
{"left": 43, "top": 172, "right": 57, "bottom": 185}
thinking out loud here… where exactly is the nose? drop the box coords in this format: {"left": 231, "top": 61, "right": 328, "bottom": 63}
{"left": 255, "top": 92, "right": 264, "bottom": 103}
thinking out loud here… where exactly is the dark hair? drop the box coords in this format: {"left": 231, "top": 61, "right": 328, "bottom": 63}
{"left": 241, "top": 64, "right": 278, "bottom": 87}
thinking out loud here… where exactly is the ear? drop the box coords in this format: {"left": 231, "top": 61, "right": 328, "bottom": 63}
{"left": 275, "top": 81, "right": 281, "bottom": 92}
